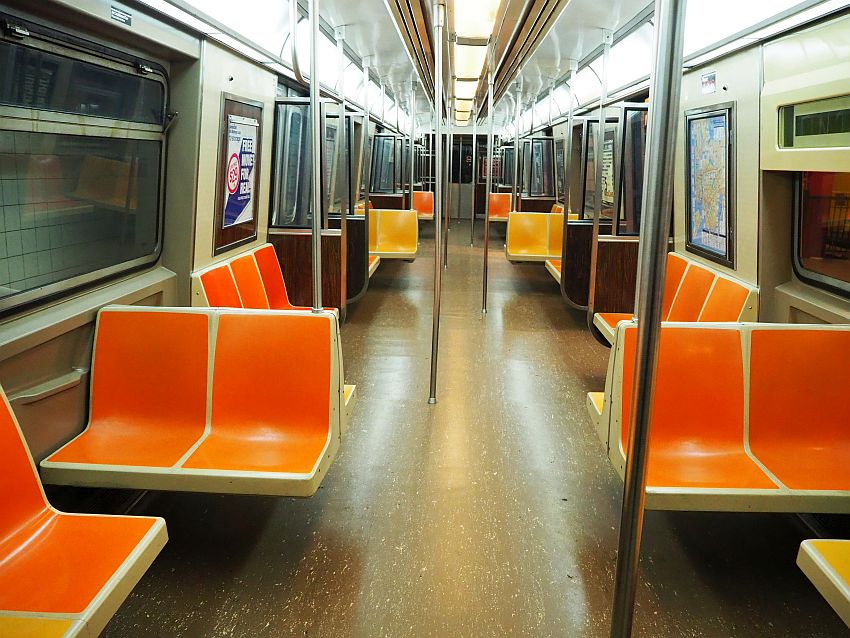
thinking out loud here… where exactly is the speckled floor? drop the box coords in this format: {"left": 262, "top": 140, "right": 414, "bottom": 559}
{"left": 99, "top": 221, "right": 845, "bottom": 637}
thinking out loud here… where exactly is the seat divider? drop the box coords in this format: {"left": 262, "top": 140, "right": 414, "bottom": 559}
{"left": 172, "top": 310, "right": 217, "bottom": 469}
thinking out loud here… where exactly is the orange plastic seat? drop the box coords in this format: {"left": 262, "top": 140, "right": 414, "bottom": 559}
{"left": 46, "top": 309, "right": 209, "bottom": 468}
{"left": 370, "top": 209, "right": 418, "bottom": 258}
{"left": 183, "top": 313, "right": 332, "bottom": 476}
{"left": 41, "top": 307, "right": 343, "bottom": 497}
{"left": 230, "top": 253, "right": 271, "bottom": 309}
{"left": 0, "top": 385, "right": 166, "bottom": 636}
{"left": 488, "top": 193, "right": 511, "bottom": 221}
{"left": 662, "top": 253, "right": 688, "bottom": 318}
{"left": 798, "top": 539, "right": 850, "bottom": 627}
{"left": 699, "top": 276, "right": 750, "bottom": 321}
{"left": 748, "top": 328, "right": 850, "bottom": 491}
{"left": 253, "top": 244, "right": 295, "bottom": 310}
{"left": 368, "top": 255, "right": 381, "bottom": 278}
{"left": 545, "top": 259, "right": 561, "bottom": 284}
{"left": 413, "top": 191, "right": 434, "bottom": 220}
{"left": 617, "top": 325, "right": 776, "bottom": 493}
{"left": 666, "top": 263, "right": 715, "bottom": 321}
{"left": 198, "top": 264, "right": 243, "bottom": 307}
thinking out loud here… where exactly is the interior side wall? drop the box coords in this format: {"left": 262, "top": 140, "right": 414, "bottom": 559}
{"left": 673, "top": 46, "right": 761, "bottom": 287}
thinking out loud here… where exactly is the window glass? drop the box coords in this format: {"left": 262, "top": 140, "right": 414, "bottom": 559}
{"left": 271, "top": 102, "right": 312, "bottom": 227}
{"left": 684, "top": 0, "right": 802, "bottom": 56}
{"left": 342, "top": 62, "right": 364, "bottom": 105}
{"left": 583, "top": 120, "right": 617, "bottom": 219}
{"left": 572, "top": 66, "right": 601, "bottom": 107}
{"left": 499, "top": 146, "right": 514, "bottom": 187}
{"left": 568, "top": 123, "right": 584, "bottom": 216}
{"left": 555, "top": 139, "right": 565, "bottom": 202}
{"left": 370, "top": 136, "right": 396, "bottom": 193}
{"left": 0, "top": 131, "right": 160, "bottom": 302}
{"left": 527, "top": 138, "right": 554, "bottom": 197}
{"left": 618, "top": 108, "right": 648, "bottom": 235}
{"left": 797, "top": 172, "right": 850, "bottom": 294}
{"left": 606, "top": 23, "right": 654, "bottom": 93}
{"left": 0, "top": 41, "right": 164, "bottom": 125}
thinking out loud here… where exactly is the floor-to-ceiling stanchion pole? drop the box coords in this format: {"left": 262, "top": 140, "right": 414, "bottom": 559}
{"left": 588, "top": 30, "right": 612, "bottom": 313}
{"left": 309, "top": 0, "right": 323, "bottom": 311}
{"left": 563, "top": 60, "right": 577, "bottom": 213}
{"left": 609, "top": 1, "right": 687, "bottom": 636}
{"left": 481, "top": 48, "right": 494, "bottom": 314}
{"left": 470, "top": 102, "right": 477, "bottom": 246}
{"left": 511, "top": 78, "right": 522, "bottom": 212}
{"left": 335, "top": 26, "right": 348, "bottom": 298}
{"left": 443, "top": 98, "right": 453, "bottom": 268}
{"left": 428, "top": 0, "right": 445, "bottom": 404}
{"left": 409, "top": 81, "right": 416, "bottom": 210}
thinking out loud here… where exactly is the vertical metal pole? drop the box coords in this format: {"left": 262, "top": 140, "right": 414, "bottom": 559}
{"left": 428, "top": 0, "right": 445, "bottom": 404}
{"left": 609, "top": 1, "right": 687, "bottom": 636}
{"left": 481, "top": 48, "right": 494, "bottom": 314}
{"left": 309, "top": 0, "right": 322, "bottom": 311}
{"left": 564, "top": 61, "right": 577, "bottom": 213}
{"left": 588, "top": 30, "right": 612, "bottom": 315}
{"left": 470, "top": 102, "right": 477, "bottom": 246}
{"left": 512, "top": 78, "right": 522, "bottom": 212}
{"left": 409, "top": 81, "right": 416, "bottom": 211}
{"left": 336, "top": 28, "right": 347, "bottom": 230}
{"left": 380, "top": 78, "right": 385, "bottom": 123}
{"left": 362, "top": 61, "right": 371, "bottom": 212}
{"left": 548, "top": 80, "right": 554, "bottom": 129}
{"left": 444, "top": 98, "right": 453, "bottom": 268}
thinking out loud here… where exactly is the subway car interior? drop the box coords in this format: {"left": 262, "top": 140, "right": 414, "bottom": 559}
{"left": 1, "top": 0, "right": 850, "bottom": 636}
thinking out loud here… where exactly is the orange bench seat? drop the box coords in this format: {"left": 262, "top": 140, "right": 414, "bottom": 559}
{"left": 596, "top": 322, "right": 850, "bottom": 512}
{"left": 412, "top": 191, "right": 434, "bottom": 221}
{"left": 505, "top": 209, "right": 564, "bottom": 263}
{"left": 41, "top": 307, "right": 343, "bottom": 497}
{"left": 368, "top": 255, "right": 381, "bottom": 278}
{"left": 0, "top": 385, "right": 166, "bottom": 637}
{"left": 593, "top": 252, "right": 758, "bottom": 345}
{"left": 369, "top": 209, "right": 418, "bottom": 259}
{"left": 798, "top": 539, "right": 850, "bottom": 628}
{"left": 488, "top": 193, "right": 511, "bottom": 222}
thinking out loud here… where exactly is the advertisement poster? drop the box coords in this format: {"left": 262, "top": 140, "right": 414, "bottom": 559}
{"left": 222, "top": 114, "right": 259, "bottom": 228}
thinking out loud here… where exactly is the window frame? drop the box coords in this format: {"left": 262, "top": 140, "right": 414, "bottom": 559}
{"left": 0, "top": 13, "right": 168, "bottom": 315}
{"left": 792, "top": 173, "right": 850, "bottom": 300}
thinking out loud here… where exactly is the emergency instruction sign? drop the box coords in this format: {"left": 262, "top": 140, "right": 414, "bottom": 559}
{"left": 222, "top": 114, "right": 259, "bottom": 228}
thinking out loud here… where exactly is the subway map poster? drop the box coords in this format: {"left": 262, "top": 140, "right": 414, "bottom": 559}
{"left": 686, "top": 106, "right": 733, "bottom": 266}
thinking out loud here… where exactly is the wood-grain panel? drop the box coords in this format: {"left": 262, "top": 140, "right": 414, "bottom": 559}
{"left": 370, "top": 194, "right": 407, "bottom": 210}
{"left": 268, "top": 231, "right": 345, "bottom": 313}
{"left": 561, "top": 221, "right": 612, "bottom": 309}
{"left": 589, "top": 239, "right": 639, "bottom": 316}
{"left": 518, "top": 197, "right": 556, "bottom": 212}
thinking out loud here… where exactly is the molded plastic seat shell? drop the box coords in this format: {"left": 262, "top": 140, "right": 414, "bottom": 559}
{"left": 488, "top": 193, "right": 511, "bottom": 222}
{"left": 369, "top": 209, "right": 418, "bottom": 259}
{"left": 0, "top": 386, "right": 166, "bottom": 637}
{"left": 412, "top": 191, "right": 434, "bottom": 220}
{"left": 798, "top": 539, "right": 850, "bottom": 628}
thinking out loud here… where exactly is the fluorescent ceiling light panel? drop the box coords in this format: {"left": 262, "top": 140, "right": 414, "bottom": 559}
{"left": 455, "top": 79, "right": 478, "bottom": 100}
{"left": 454, "top": 0, "right": 500, "bottom": 38}
{"left": 454, "top": 44, "right": 487, "bottom": 78}
{"left": 455, "top": 98, "right": 473, "bottom": 112}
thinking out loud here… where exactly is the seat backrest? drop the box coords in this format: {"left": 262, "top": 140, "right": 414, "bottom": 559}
{"left": 253, "top": 244, "right": 293, "bottom": 310}
{"left": 412, "top": 191, "right": 434, "bottom": 215}
{"left": 618, "top": 324, "right": 744, "bottom": 451}
{"left": 0, "top": 391, "right": 48, "bottom": 539}
{"left": 199, "top": 264, "right": 243, "bottom": 308}
{"left": 489, "top": 193, "right": 511, "bottom": 217}
{"left": 548, "top": 211, "right": 564, "bottom": 256}
{"left": 699, "top": 276, "right": 751, "bottom": 322}
{"left": 230, "top": 254, "right": 270, "bottom": 309}
{"left": 374, "top": 210, "right": 417, "bottom": 249}
{"left": 90, "top": 308, "right": 209, "bottom": 435}
{"left": 507, "top": 213, "right": 548, "bottom": 251}
{"left": 551, "top": 203, "right": 565, "bottom": 214}
{"left": 666, "top": 263, "right": 715, "bottom": 321}
{"left": 662, "top": 253, "right": 689, "bottom": 319}
{"left": 212, "top": 312, "right": 332, "bottom": 439}
{"left": 749, "top": 327, "right": 850, "bottom": 457}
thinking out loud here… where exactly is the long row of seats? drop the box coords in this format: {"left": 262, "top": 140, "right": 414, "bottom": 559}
{"left": 41, "top": 307, "right": 343, "bottom": 497}
{"left": 587, "top": 321, "right": 850, "bottom": 513}
{"left": 592, "top": 252, "right": 759, "bottom": 344}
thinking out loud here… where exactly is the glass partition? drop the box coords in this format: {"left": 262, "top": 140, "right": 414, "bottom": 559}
{"left": 498, "top": 145, "right": 515, "bottom": 187}
{"left": 555, "top": 139, "right": 565, "bottom": 203}
{"left": 521, "top": 138, "right": 554, "bottom": 197}
{"left": 370, "top": 134, "right": 397, "bottom": 193}
{"left": 582, "top": 119, "right": 618, "bottom": 219}
{"left": 617, "top": 106, "right": 648, "bottom": 235}
{"left": 271, "top": 100, "right": 312, "bottom": 227}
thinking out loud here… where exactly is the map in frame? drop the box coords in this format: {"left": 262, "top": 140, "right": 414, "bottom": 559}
{"left": 687, "top": 110, "right": 731, "bottom": 261}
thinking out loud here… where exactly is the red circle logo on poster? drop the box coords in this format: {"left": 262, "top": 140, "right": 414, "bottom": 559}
{"left": 226, "top": 153, "right": 240, "bottom": 194}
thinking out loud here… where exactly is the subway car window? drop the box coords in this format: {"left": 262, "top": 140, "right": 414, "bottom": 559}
{"left": 554, "top": 139, "right": 565, "bottom": 202}
{"left": 0, "top": 40, "right": 164, "bottom": 125}
{"left": 271, "top": 101, "right": 312, "bottom": 227}
{"left": 583, "top": 120, "right": 616, "bottom": 219}
{"left": 370, "top": 135, "right": 396, "bottom": 193}
{"left": 796, "top": 172, "right": 850, "bottom": 295}
{"left": 499, "top": 145, "right": 514, "bottom": 187}
{"left": 529, "top": 138, "right": 554, "bottom": 197}
{"left": 0, "top": 29, "right": 165, "bottom": 313}
{"left": 618, "top": 108, "right": 647, "bottom": 235}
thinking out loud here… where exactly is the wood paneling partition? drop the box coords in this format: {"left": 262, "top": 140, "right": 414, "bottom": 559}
{"left": 561, "top": 220, "right": 612, "bottom": 309}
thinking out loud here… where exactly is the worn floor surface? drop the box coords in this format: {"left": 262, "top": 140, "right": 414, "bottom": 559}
{"left": 99, "top": 221, "right": 845, "bottom": 637}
